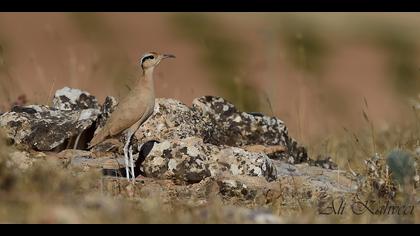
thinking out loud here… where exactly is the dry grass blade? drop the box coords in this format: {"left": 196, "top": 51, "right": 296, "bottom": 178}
{"left": 362, "top": 109, "right": 370, "bottom": 123}
{"left": 263, "top": 90, "right": 275, "bottom": 117}
{"left": 363, "top": 97, "right": 369, "bottom": 109}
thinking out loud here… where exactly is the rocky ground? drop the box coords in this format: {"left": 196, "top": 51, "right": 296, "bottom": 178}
{"left": 0, "top": 87, "right": 418, "bottom": 223}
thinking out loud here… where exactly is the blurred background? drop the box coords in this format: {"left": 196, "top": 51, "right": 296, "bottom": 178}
{"left": 0, "top": 13, "right": 419, "bottom": 145}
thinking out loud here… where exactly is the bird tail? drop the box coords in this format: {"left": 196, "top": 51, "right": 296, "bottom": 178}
{"left": 88, "top": 128, "right": 109, "bottom": 149}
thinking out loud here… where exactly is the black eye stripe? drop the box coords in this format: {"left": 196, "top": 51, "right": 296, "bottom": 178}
{"left": 141, "top": 55, "right": 155, "bottom": 64}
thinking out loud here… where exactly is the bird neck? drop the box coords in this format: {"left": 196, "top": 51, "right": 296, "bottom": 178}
{"left": 139, "top": 67, "right": 155, "bottom": 91}
{"left": 142, "top": 67, "right": 155, "bottom": 80}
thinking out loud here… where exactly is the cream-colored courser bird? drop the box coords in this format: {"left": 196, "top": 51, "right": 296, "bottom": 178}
{"left": 89, "top": 52, "right": 175, "bottom": 181}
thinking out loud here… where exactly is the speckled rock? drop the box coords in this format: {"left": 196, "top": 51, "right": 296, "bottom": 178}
{"left": 192, "top": 96, "right": 288, "bottom": 146}
{"left": 103, "top": 169, "right": 355, "bottom": 216}
{"left": 217, "top": 179, "right": 257, "bottom": 200}
{"left": 96, "top": 96, "right": 118, "bottom": 130}
{"left": 142, "top": 137, "right": 277, "bottom": 183}
{"left": 193, "top": 96, "right": 308, "bottom": 163}
{"left": 0, "top": 88, "right": 117, "bottom": 151}
{"left": 135, "top": 96, "right": 307, "bottom": 164}
{"left": 309, "top": 155, "right": 338, "bottom": 170}
{"left": 201, "top": 162, "right": 357, "bottom": 210}
{"left": 0, "top": 105, "right": 100, "bottom": 151}
{"left": 52, "top": 87, "right": 99, "bottom": 111}
{"left": 135, "top": 98, "right": 203, "bottom": 142}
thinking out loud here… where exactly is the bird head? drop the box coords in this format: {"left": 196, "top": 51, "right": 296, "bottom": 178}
{"left": 139, "top": 52, "right": 175, "bottom": 70}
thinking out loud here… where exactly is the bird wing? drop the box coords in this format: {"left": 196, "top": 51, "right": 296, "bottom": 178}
{"left": 106, "top": 93, "right": 150, "bottom": 136}
{"left": 89, "top": 91, "right": 150, "bottom": 147}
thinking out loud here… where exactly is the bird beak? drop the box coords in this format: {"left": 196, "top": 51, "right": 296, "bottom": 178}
{"left": 161, "top": 54, "right": 176, "bottom": 59}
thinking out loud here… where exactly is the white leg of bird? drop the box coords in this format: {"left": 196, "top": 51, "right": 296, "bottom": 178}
{"left": 123, "top": 139, "right": 130, "bottom": 181}
{"left": 129, "top": 145, "right": 135, "bottom": 182}
{"left": 124, "top": 131, "right": 134, "bottom": 181}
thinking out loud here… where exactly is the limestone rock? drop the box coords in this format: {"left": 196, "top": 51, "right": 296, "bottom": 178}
{"left": 192, "top": 96, "right": 288, "bottom": 146}
{"left": 52, "top": 87, "right": 99, "bottom": 111}
{"left": 217, "top": 179, "right": 257, "bottom": 200}
{"left": 1, "top": 88, "right": 313, "bottom": 185}
{"left": 135, "top": 96, "right": 307, "bottom": 163}
{"left": 142, "top": 137, "right": 277, "bottom": 183}
{"left": 135, "top": 98, "right": 203, "bottom": 142}
{"left": 0, "top": 87, "right": 102, "bottom": 151}
{"left": 96, "top": 96, "right": 118, "bottom": 130}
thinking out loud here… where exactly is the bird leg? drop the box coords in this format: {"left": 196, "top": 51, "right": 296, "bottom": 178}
{"left": 123, "top": 131, "right": 134, "bottom": 181}
{"left": 123, "top": 139, "right": 131, "bottom": 181}
{"left": 129, "top": 145, "right": 135, "bottom": 183}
